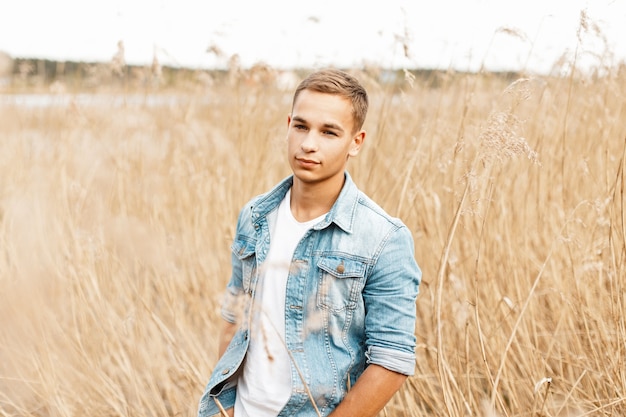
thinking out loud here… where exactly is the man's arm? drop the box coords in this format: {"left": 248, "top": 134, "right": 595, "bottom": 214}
{"left": 218, "top": 319, "right": 238, "bottom": 357}
{"left": 334, "top": 224, "right": 419, "bottom": 416}
{"left": 328, "top": 364, "right": 407, "bottom": 417}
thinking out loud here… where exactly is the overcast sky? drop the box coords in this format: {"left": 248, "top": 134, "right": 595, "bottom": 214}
{"left": 1, "top": 0, "right": 624, "bottom": 74}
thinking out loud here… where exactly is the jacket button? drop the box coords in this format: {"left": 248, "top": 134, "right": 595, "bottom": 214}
{"left": 336, "top": 263, "right": 345, "bottom": 274}
{"left": 221, "top": 368, "right": 230, "bottom": 375}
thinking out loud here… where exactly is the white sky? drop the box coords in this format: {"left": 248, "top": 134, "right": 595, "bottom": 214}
{"left": 1, "top": 0, "right": 625, "bottom": 74}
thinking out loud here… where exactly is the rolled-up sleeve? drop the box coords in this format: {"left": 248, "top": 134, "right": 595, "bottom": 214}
{"left": 365, "top": 345, "right": 416, "bottom": 376}
{"left": 363, "top": 225, "right": 421, "bottom": 376}
{"left": 220, "top": 282, "right": 242, "bottom": 324}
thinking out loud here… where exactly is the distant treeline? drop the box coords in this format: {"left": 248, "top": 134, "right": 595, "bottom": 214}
{"left": 6, "top": 57, "right": 215, "bottom": 89}
{"left": 4, "top": 57, "right": 525, "bottom": 90}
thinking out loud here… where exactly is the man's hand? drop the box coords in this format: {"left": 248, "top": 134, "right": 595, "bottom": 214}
{"left": 328, "top": 364, "right": 408, "bottom": 417}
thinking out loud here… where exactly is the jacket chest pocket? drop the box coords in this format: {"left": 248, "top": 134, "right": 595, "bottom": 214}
{"left": 232, "top": 238, "right": 257, "bottom": 293}
{"left": 317, "top": 256, "right": 366, "bottom": 312}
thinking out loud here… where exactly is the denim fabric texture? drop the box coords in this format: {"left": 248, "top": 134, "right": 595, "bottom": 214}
{"left": 197, "top": 172, "right": 421, "bottom": 417}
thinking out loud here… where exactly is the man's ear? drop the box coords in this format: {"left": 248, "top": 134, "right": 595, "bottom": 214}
{"left": 348, "top": 130, "right": 366, "bottom": 157}
{"left": 287, "top": 114, "right": 292, "bottom": 128}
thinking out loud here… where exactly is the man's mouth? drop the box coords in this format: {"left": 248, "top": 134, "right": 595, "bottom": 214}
{"left": 296, "top": 157, "right": 320, "bottom": 165}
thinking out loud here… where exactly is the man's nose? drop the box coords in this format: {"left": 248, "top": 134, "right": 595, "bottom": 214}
{"left": 301, "top": 132, "right": 319, "bottom": 152}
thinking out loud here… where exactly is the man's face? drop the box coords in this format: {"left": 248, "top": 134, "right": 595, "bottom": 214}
{"left": 287, "top": 90, "right": 365, "bottom": 188}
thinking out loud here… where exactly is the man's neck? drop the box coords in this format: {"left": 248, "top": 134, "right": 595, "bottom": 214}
{"left": 290, "top": 176, "right": 344, "bottom": 222}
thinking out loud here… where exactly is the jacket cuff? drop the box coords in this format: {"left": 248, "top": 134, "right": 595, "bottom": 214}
{"left": 365, "top": 345, "right": 415, "bottom": 376}
{"left": 220, "top": 307, "right": 237, "bottom": 324}
{"left": 220, "top": 288, "right": 241, "bottom": 324}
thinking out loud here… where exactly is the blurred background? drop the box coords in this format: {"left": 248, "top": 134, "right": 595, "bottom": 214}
{"left": 1, "top": 0, "right": 625, "bottom": 75}
{"left": 2, "top": 1, "right": 626, "bottom": 417}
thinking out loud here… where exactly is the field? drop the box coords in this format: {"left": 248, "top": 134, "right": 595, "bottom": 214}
{"left": 1, "top": 61, "right": 625, "bottom": 417}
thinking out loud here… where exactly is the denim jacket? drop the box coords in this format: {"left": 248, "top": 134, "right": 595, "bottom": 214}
{"left": 198, "top": 172, "right": 421, "bottom": 417}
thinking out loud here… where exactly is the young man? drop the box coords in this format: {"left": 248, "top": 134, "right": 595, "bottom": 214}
{"left": 198, "top": 69, "right": 421, "bottom": 417}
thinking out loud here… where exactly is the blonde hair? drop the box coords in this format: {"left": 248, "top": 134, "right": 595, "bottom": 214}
{"left": 292, "top": 69, "right": 369, "bottom": 133}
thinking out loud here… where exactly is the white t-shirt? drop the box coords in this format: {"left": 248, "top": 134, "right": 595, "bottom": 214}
{"left": 235, "top": 190, "right": 325, "bottom": 417}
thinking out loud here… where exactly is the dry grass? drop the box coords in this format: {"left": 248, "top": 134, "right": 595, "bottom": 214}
{"left": 1, "top": 58, "right": 626, "bottom": 417}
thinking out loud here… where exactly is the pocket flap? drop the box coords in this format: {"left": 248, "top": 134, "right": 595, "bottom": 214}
{"left": 318, "top": 256, "right": 366, "bottom": 278}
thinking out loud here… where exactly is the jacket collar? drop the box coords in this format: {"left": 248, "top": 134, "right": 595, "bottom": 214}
{"left": 250, "top": 172, "right": 358, "bottom": 234}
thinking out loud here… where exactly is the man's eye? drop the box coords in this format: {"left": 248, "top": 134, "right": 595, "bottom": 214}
{"left": 323, "top": 130, "right": 337, "bottom": 136}
{"left": 294, "top": 124, "right": 307, "bottom": 130}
